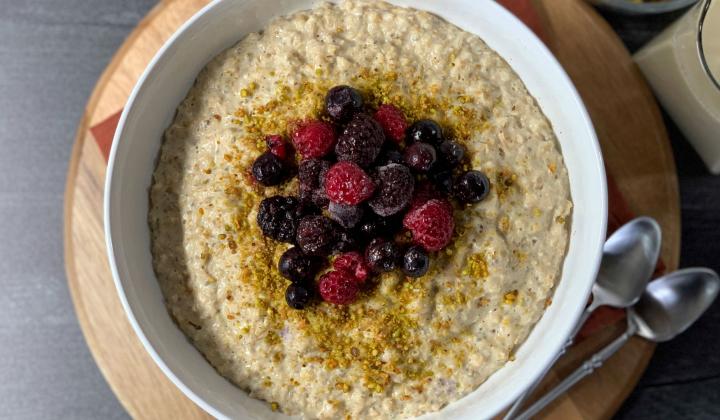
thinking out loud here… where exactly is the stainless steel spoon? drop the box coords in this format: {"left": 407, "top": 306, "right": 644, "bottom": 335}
{"left": 516, "top": 267, "right": 720, "bottom": 420}
{"left": 504, "top": 216, "right": 661, "bottom": 419}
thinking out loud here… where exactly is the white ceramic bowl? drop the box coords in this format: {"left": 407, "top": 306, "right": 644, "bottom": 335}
{"left": 105, "top": 0, "right": 607, "bottom": 418}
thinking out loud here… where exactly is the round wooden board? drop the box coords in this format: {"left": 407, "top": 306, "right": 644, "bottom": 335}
{"left": 64, "top": 0, "right": 680, "bottom": 418}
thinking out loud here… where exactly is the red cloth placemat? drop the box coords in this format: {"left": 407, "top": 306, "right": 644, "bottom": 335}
{"left": 89, "top": 0, "right": 664, "bottom": 341}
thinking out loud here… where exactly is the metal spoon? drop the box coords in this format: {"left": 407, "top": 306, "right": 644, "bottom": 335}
{"left": 516, "top": 267, "right": 720, "bottom": 420}
{"left": 504, "top": 217, "right": 661, "bottom": 419}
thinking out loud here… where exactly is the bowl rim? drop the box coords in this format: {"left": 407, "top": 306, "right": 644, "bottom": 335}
{"left": 104, "top": 1, "right": 228, "bottom": 417}
{"left": 104, "top": 0, "right": 607, "bottom": 418}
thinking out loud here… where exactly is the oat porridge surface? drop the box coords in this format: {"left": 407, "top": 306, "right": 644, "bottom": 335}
{"left": 148, "top": 1, "right": 573, "bottom": 418}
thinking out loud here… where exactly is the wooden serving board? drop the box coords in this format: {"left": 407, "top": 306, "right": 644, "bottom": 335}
{"left": 63, "top": 0, "right": 680, "bottom": 418}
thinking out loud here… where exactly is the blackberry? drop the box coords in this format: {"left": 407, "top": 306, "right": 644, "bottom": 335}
{"left": 438, "top": 141, "right": 466, "bottom": 168}
{"left": 311, "top": 189, "right": 330, "bottom": 208}
{"left": 325, "top": 85, "right": 363, "bottom": 122}
{"left": 453, "top": 170, "right": 490, "bottom": 204}
{"left": 328, "top": 202, "right": 364, "bottom": 229}
{"left": 256, "top": 196, "right": 300, "bottom": 243}
{"left": 298, "top": 159, "right": 331, "bottom": 189}
{"left": 251, "top": 152, "right": 287, "bottom": 186}
{"left": 365, "top": 238, "right": 400, "bottom": 272}
{"left": 298, "top": 159, "right": 331, "bottom": 208}
{"left": 401, "top": 246, "right": 429, "bottom": 277}
{"left": 296, "top": 215, "right": 338, "bottom": 256}
{"left": 299, "top": 184, "right": 312, "bottom": 201}
{"left": 285, "top": 283, "right": 312, "bottom": 309}
{"left": 368, "top": 163, "right": 415, "bottom": 217}
{"left": 403, "top": 142, "right": 437, "bottom": 173}
{"left": 300, "top": 184, "right": 330, "bottom": 209}
{"left": 406, "top": 119, "right": 443, "bottom": 145}
{"left": 278, "top": 247, "right": 323, "bottom": 283}
{"left": 335, "top": 113, "right": 385, "bottom": 168}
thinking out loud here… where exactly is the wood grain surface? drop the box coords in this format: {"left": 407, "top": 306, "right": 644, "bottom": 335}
{"left": 64, "top": 1, "right": 212, "bottom": 419}
{"left": 63, "top": 0, "right": 680, "bottom": 418}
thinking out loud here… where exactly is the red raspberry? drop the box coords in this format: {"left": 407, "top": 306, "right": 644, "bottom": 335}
{"left": 403, "top": 199, "right": 455, "bottom": 251}
{"left": 409, "top": 181, "right": 444, "bottom": 211}
{"left": 324, "top": 161, "right": 376, "bottom": 205}
{"left": 318, "top": 270, "right": 359, "bottom": 305}
{"left": 265, "top": 134, "right": 292, "bottom": 160}
{"left": 374, "top": 104, "right": 408, "bottom": 144}
{"left": 291, "top": 120, "right": 336, "bottom": 158}
{"left": 333, "top": 251, "right": 370, "bottom": 282}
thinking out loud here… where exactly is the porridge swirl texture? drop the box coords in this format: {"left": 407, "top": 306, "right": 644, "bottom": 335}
{"left": 149, "top": 1, "right": 572, "bottom": 418}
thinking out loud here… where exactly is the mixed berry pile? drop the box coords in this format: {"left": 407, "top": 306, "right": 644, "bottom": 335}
{"left": 251, "top": 85, "right": 490, "bottom": 309}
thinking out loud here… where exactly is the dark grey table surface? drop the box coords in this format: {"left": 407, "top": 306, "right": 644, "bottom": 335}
{"left": 0, "top": 1, "right": 717, "bottom": 419}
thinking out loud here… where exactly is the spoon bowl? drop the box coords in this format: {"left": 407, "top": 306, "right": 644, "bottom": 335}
{"left": 516, "top": 267, "right": 720, "bottom": 420}
{"left": 594, "top": 216, "right": 662, "bottom": 309}
{"left": 504, "top": 217, "right": 661, "bottom": 419}
{"left": 632, "top": 267, "right": 720, "bottom": 342}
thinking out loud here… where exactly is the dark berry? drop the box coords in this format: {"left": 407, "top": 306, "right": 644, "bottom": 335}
{"left": 296, "top": 215, "right": 338, "bottom": 256}
{"left": 365, "top": 238, "right": 400, "bottom": 272}
{"left": 438, "top": 141, "right": 465, "bottom": 168}
{"left": 357, "top": 213, "right": 401, "bottom": 241}
{"left": 298, "top": 159, "right": 331, "bottom": 208}
{"left": 291, "top": 120, "right": 336, "bottom": 158}
{"left": 251, "top": 152, "right": 286, "bottom": 186}
{"left": 328, "top": 202, "right": 364, "bottom": 229}
{"left": 325, "top": 85, "right": 363, "bottom": 122}
{"left": 257, "top": 196, "right": 300, "bottom": 242}
{"left": 376, "top": 147, "right": 404, "bottom": 166}
{"left": 298, "top": 159, "right": 331, "bottom": 189}
{"left": 402, "top": 246, "right": 429, "bottom": 277}
{"left": 453, "top": 170, "right": 490, "bottom": 204}
{"left": 430, "top": 169, "right": 454, "bottom": 194}
{"left": 334, "top": 228, "right": 359, "bottom": 253}
{"left": 311, "top": 189, "right": 330, "bottom": 208}
{"left": 324, "top": 161, "right": 376, "bottom": 205}
{"left": 278, "top": 247, "right": 323, "bottom": 283}
{"left": 373, "top": 104, "right": 408, "bottom": 143}
{"left": 368, "top": 163, "right": 414, "bottom": 217}
{"left": 358, "top": 217, "right": 384, "bottom": 241}
{"left": 296, "top": 200, "right": 321, "bottom": 217}
{"left": 266, "top": 134, "right": 292, "bottom": 160}
{"left": 333, "top": 251, "right": 370, "bottom": 282}
{"left": 403, "top": 199, "right": 455, "bottom": 251}
{"left": 335, "top": 113, "right": 385, "bottom": 168}
{"left": 403, "top": 142, "right": 437, "bottom": 173}
{"left": 318, "top": 270, "right": 359, "bottom": 305}
{"left": 285, "top": 283, "right": 312, "bottom": 309}
{"left": 406, "top": 119, "right": 443, "bottom": 144}
{"left": 301, "top": 184, "right": 329, "bottom": 208}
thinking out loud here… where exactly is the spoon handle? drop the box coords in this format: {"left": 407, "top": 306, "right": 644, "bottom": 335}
{"left": 503, "top": 306, "right": 596, "bottom": 419}
{"left": 515, "top": 321, "right": 638, "bottom": 420}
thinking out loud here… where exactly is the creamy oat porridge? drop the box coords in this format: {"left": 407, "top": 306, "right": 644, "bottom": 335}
{"left": 149, "top": 1, "right": 572, "bottom": 418}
